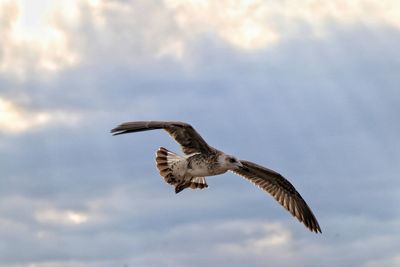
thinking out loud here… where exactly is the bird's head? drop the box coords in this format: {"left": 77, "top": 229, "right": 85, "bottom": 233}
{"left": 220, "top": 154, "right": 243, "bottom": 170}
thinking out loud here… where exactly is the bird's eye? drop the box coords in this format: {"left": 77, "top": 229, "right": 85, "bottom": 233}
{"left": 229, "top": 158, "right": 236, "bottom": 163}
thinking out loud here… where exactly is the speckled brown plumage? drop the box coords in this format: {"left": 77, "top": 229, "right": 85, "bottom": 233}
{"left": 233, "top": 160, "right": 321, "bottom": 233}
{"left": 111, "top": 120, "right": 322, "bottom": 233}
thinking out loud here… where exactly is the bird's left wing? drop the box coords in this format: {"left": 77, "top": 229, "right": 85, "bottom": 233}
{"left": 111, "top": 121, "right": 214, "bottom": 155}
{"left": 233, "top": 160, "right": 321, "bottom": 233}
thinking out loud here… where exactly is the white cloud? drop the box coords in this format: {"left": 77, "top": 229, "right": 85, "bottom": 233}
{"left": 0, "top": 97, "right": 80, "bottom": 134}
{"left": 2, "top": 0, "right": 399, "bottom": 78}
{"left": 35, "top": 209, "right": 88, "bottom": 225}
{"left": 164, "top": 0, "right": 280, "bottom": 50}
{"left": 163, "top": 0, "right": 400, "bottom": 51}
{"left": 0, "top": 0, "right": 79, "bottom": 78}
{"left": 217, "top": 222, "right": 291, "bottom": 255}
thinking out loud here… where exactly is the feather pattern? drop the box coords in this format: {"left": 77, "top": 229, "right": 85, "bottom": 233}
{"left": 233, "top": 160, "right": 321, "bottom": 233}
{"left": 112, "top": 120, "right": 321, "bottom": 233}
{"left": 111, "top": 121, "right": 214, "bottom": 155}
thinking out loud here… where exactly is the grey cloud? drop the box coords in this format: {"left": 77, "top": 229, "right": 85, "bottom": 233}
{"left": 2, "top": 214, "right": 399, "bottom": 267}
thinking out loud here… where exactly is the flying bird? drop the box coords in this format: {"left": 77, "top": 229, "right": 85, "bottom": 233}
{"left": 111, "top": 121, "right": 321, "bottom": 233}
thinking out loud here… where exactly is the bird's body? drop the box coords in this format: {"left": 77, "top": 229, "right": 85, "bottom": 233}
{"left": 155, "top": 146, "right": 235, "bottom": 192}
{"left": 185, "top": 152, "right": 226, "bottom": 177}
{"left": 111, "top": 121, "right": 322, "bottom": 233}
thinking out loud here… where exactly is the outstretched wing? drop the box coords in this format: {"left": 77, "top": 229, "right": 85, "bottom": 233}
{"left": 233, "top": 160, "right": 321, "bottom": 233}
{"left": 111, "top": 121, "right": 214, "bottom": 155}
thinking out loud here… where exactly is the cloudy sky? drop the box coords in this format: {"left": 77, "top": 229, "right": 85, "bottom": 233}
{"left": 1, "top": 0, "right": 400, "bottom": 266}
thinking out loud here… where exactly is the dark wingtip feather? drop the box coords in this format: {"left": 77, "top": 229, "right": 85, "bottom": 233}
{"left": 110, "top": 125, "right": 131, "bottom": 135}
{"left": 234, "top": 160, "right": 322, "bottom": 234}
{"left": 314, "top": 223, "right": 322, "bottom": 234}
{"left": 110, "top": 126, "right": 122, "bottom": 134}
{"left": 111, "top": 131, "right": 128, "bottom": 136}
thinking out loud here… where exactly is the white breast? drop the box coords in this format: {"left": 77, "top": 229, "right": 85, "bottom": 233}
{"left": 186, "top": 161, "right": 212, "bottom": 177}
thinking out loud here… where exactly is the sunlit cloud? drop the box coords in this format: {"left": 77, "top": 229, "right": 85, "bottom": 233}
{"left": 164, "top": 0, "right": 400, "bottom": 51}
{"left": 1, "top": 0, "right": 399, "bottom": 76}
{"left": 0, "top": 0, "right": 80, "bottom": 78}
{"left": 0, "top": 97, "right": 51, "bottom": 133}
{"left": 218, "top": 222, "right": 291, "bottom": 255}
{"left": 164, "top": 0, "right": 279, "bottom": 50}
{"left": 35, "top": 208, "right": 89, "bottom": 225}
{"left": 0, "top": 97, "right": 80, "bottom": 134}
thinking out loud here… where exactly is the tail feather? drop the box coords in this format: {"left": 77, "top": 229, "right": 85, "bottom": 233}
{"left": 156, "top": 147, "right": 181, "bottom": 185}
{"left": 155, "top": 147, "right": 208, "bottom": 192}
{"left": 190, "top": 177, "right": 208, "bottom": 189}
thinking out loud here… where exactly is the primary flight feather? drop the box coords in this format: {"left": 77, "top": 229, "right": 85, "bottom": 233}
{"left": 111, "top": 121, "right": 321, "bottom": 233}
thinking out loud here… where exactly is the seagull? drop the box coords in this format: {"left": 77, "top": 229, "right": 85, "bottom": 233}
{"left": 111, "top": 121, "right": 321, "bottom": 233}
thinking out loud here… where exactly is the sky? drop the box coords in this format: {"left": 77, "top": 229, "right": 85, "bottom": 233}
{"left": 1, "top": 0, "right": 400, "bottom": 266}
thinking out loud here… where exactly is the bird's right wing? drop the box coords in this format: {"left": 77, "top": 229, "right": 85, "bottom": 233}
{"left": 111, "top": 121, "right": 214, "bottom": 155}
{"left": 233, "top": 160, "right": 321, "bottom": 233}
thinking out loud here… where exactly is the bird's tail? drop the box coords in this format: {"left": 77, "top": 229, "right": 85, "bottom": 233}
{"left": 156, "top": 147, "right": 181, "bottom": 186}
{"left": 189, "top": 177, "right": 208, "bottom": 189}
{"left": 155, "top": 147, "right": 208, "bottom": 193}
